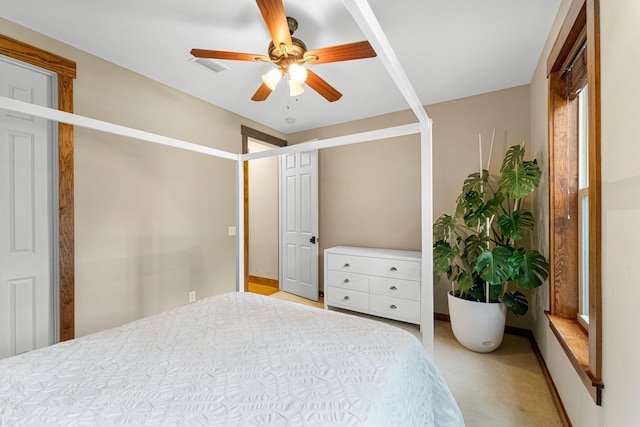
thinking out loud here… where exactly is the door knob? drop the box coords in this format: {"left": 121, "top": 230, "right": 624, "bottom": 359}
{"left": 310, "top": 236, "right": 317, "bottom": 244}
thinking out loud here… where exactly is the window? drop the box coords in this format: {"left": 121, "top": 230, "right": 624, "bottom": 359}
{"left": 546, "top": 0, "right": 603, "bottom": 405}
{"left": 577, "top": 87, "right": 589, "bottom": 328}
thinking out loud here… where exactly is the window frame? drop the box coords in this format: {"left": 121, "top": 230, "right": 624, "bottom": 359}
{"left": 546, "top": 0, "right": 603, "bottom": 405}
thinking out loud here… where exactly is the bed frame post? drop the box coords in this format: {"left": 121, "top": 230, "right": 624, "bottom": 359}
{"left": 236, "top": 157, "right": 245, "bottom": 292}
{"left": 421, "top": 120, "right": 434, "bottom": 355}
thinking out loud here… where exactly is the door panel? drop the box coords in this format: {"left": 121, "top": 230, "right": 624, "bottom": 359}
{"left": 280, "top": 150, "right": 318, "bottom": 301}
{"left": 0, "top": 57, "right": 54, "bottom": 358}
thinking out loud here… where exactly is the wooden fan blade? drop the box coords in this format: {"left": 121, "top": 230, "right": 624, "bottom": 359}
{"left": 190, "top": 49, "right": 268, "bottom": 62}
{"left": 305, "top": 69, "right": 342, "bottom": 102}
{"left": 305, "top": 41, "right": 376, "bottom": 64}
{"left": 251, "top": 82, "right": 273, "bottom": 102}
{"left": 256, "top": 0, "right": 292, "bottom": 49}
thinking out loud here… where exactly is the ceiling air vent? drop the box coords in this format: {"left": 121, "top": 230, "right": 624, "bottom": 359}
{"left": 189, "top": 57, "right": 228, "bottom": 73}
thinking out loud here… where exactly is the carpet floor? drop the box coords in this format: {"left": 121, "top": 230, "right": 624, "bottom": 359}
{"left": 269, "top": 290, "right": 563, "bottom": 426}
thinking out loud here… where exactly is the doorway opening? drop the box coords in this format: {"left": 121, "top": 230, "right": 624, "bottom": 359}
{"left": 240, "top": 126, "right": 286, "bottom": 296}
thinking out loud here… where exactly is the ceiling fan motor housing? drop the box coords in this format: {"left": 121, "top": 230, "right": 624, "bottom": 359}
{"left": 267, "top": 37, "right": 307, "bottom": 68}
{"left": 286, "top": 16, "right": 298, "bottom": 35}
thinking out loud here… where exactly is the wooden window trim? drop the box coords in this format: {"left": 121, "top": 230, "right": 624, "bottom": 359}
{"left": 240, "top": 126, "right": 286, "bottom": 291}
{"left": 546, "top": 0, "right": 603, "bottom": 405}
{"left": 0, "top": 34, "right": 76, "bottom": 342}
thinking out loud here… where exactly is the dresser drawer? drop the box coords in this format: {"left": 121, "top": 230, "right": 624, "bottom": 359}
{"left": 327, "top": 287, "right": 369, "bottom": 312}
{"left": 326, "top": 270, "right": 369, "bottom": 293}
{"left": 370, "top": 294, "right": 420, "bottom": 324}
{"left": 327, "top": 254, "right": 369, "bottom": 274}
{"left": 370, "top": 258, "right": 420, "bottom": 281}
{"left": 370, "top": 276, "right": 420, "bottom": 301}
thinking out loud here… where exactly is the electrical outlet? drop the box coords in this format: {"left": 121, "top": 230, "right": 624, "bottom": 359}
{"left": 228, "top": 226, "right": 236, "bottom": 236}
{"left": 188, "top": 291, "right": 196, "bottom": 303}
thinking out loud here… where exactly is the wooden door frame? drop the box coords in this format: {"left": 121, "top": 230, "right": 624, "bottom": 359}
{"left": 240, "top": 125, "right": 286, "bottom": 290}
{"left": 0, "top": 34, "right": 76, "bottom": 341}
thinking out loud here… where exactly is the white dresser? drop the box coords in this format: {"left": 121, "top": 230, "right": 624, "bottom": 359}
{"left": 324, "top": 246, "right": 422, "bottom": 325}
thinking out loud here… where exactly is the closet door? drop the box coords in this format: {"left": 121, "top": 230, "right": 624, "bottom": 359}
{"left": 279, "top": 150, "right": 319, "bottom": 301}
{"left": 0, "top": 57, "right": 55, "bottom": 358}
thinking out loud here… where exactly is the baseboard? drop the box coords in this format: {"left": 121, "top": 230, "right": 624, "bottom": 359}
{"left": 434, "top": 312, "right": 450, "bottom": 322}
{"left": 504, "top": 325, "right": 533, "bottom": 339}
{"left": 434, "top": 311, "right": 571, "bottom": 427}
{"left": 529, "top": 332, "right": 573, "bottom": 427}
{"left": 247, "top": 275, "right": 278, "bottom": 288}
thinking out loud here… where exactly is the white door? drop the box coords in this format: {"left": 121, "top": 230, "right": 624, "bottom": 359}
{"left": 279, "top": 150, "right": 319, "bottom": 301}
{"left": 0, "top": 57, "right": 55, "bottom": 358}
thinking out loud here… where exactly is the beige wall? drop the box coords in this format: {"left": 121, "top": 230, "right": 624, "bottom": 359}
{"left": 1, "top": 18, "right": 285, "bottom": 337}
{"left": 529, "top": 0, "right": 640, "bottom": 425}
{"left": 248, "top": 139, "right": 279, "bottom": 280}
{"left": 289, "top": 111, "right": 421, "bottom": 291}
{"left": 289, "top": 85, "right": 531, "bottom": 327}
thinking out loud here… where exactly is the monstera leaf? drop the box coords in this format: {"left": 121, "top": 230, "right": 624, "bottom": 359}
{"left": 508, "top": 248, "right": 550, "bottom": 289}
{"left": 475, "top": 246, "right": 513, "bottom": 285}
{"left": 502, "top": 291, "right": 529, "bottom": 316}
{"left": 433, "top": 241, "right": 458, "bottom": 276}
{"left": 462, "top": 234, "right": 489, "bottom": 266}
{"left": 499, "top": 160, "right": 541, "bottom": 199}
{"left": 459, "top": 192, "right": 503, "bottom": 228}
{"left": 434, "top": 214, "right": 457, "bottom": 242}
{"left": 500, "top": 144, "right": 525, "bottom": 172}
{"left": 497, "top": 210, "right": 534, "bottom": 241}
{"left": 456, "top": 170, "right": 488, "bottom": 215}
{"left": 456, "top": 190, "right": 483, "bottom": 222}
{"left": 457, "top": 271, "right": 474, "bottom": 293}
{"left": 461, "top": 170, "right": 489, "bottom": 194}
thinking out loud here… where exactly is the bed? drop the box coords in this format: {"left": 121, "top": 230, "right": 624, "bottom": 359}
{"left": 0, "top": 292, "right": 463, "bottom": 426}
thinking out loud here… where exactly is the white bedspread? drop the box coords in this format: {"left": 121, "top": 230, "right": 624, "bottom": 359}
{"left": 0, "top": 292, "right": 463, "bottom": 426}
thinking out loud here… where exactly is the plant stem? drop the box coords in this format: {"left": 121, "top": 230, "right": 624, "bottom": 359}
{"left": 486, "top": 127, "right": 496, "bottom": 172}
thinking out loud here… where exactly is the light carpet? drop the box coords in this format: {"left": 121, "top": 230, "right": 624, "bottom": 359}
{"left": 270, "top": 291, "right": 563, "bottom": 427}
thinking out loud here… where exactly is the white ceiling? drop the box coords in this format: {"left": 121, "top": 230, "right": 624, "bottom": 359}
{"left": 1, "top": 0, "right": 560, "bottom": 134}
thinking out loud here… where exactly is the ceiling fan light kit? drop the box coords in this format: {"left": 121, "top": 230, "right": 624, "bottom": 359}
{"left": 288, "top": 63, "right": 307, "bottom": 84}
{"left": 190, "top": 0, "right": 377, "bottom": 103}
{"left": 261, "top": 68, "right": 283, "bottom": 90}
{"left": 288, "top": 79, "right": 305, "bottom": 96}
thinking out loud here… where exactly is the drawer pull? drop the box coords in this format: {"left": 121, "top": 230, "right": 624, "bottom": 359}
{"left": 343, "top": 296, "right": 351, "bottom": 301}
{"left": 389, "top": 304, "right": 397, "bottom": 310}
{"left": 344, "top": 263, "right": 351, "bottom": 268}
{"left": 389, "top": 285, "right": 397, "bottom": 291}
{"left": 390, "top": 267, "right": 398, "bottom": 272}
{"left": 343, "top": 279, "right": 350, "bottom": 283}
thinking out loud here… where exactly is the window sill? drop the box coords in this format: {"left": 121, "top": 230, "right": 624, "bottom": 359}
{"left": 546, "top": 312, "right": 603, "bottom": 405}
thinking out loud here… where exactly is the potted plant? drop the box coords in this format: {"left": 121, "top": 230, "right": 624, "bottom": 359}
{"left": 433, "top": 140, "right": 549, "bottom": 352}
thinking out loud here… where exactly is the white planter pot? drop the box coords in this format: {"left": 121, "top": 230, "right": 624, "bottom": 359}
{"left": 447, "top": 291, "right": 507, "bottom": 353}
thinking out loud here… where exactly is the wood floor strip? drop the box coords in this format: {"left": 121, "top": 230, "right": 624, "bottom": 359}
{"left": 248, "top": 275, "right": 279, "bottom": 288}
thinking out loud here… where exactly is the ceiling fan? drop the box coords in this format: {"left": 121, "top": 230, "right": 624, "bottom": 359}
{"left": 190, "top": 0, "right": 377, "bottom": 102}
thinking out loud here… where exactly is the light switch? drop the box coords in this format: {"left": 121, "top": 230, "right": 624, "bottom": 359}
{"left": 228, "top": 226, "right": 236, "bottom": 236}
